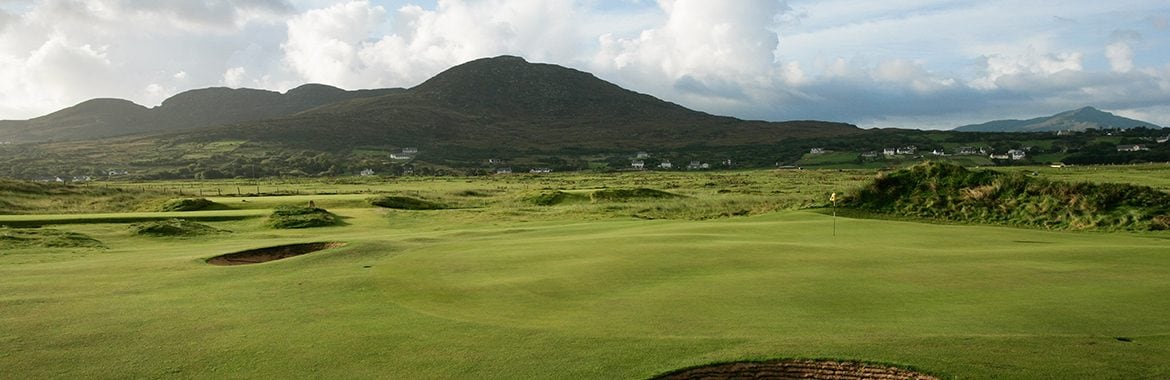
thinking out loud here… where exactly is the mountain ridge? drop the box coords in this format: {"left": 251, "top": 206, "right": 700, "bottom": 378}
{"left": 954, "top": 107, "right": 1162, "bottom": 132}
{"left": 0, "top": 84, "right": 403, "bottom": 143}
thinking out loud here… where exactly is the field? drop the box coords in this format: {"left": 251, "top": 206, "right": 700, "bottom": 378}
{"left": 2, "top": 168, "right": 1170, "bottom": 379}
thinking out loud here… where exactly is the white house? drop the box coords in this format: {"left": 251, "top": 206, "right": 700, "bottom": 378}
{"left": 809, "top": 148, "right": 826, "bottom": 154}
{"left": 631, "top": 160, "right": 645, "bottom": 170}
{"left": 896, "top": 146, "right": 917, "bottom": 155}
{"left": 989, "top": 153, "right": 1010, "bottom": 160}
{"left": 1007, "top": 149, "right": 1027, "bottom": 160}
{"left": 860, "top": 151, "right": 879, "bottom": 158}
{"left": 529, "top": 168, "right": 552, "bottom": 174}
{"left": 390, "top": 154, "right": 411, "bottom": 160}
{"left": 1156, "top": 135, "right": 1169, "bottom": 144}
{"left": 402, "top": 147, "right": 418, "bottom": 154}
{"left": 931, "top": 149, "right": 946, "bottom": 156}
{"left": 495, "top": 167, "right": 513, "bottom": 174}
{"left": 359, "top": 168, "right": 375, "bottom": 176}
{"left": 1117, "top": 144, "right": 1150, "bottom": 152}
{"left": 635, "top": 151, "right": 650, "bottom": 159}
{"left": 687, "top": 161, "right": 703, "bottom": 170}
{"left": 658, "top": 161, "right": 672, "bottom": 169}
{"left": 107, "top": 169, "right": 128, "bottom": 176}
{"left": 882, "top": 148, "right": 897, "bottom": 156}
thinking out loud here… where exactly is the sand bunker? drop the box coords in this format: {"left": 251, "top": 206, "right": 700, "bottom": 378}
{"left": 206, "top": 242, "right": 346, "bottom": 266}
{"left": 652, "top": 359, "right": 938, "bottom": 380}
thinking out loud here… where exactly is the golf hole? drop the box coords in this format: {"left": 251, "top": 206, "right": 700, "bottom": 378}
{"left": 651, "top": 359, "right": 938, "bottom": 380}
{"left": 206, "top": 242, "right": 347, "bottom": 266}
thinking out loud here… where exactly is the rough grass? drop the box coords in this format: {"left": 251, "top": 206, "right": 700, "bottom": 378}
{"left": 0, "top": 227, "right": 105, "bottom": 249}
{"left": 845, "top": 161, "right": 1170, "bottom": 230}
{"left": 590, "top": 187, "right": 683, "bottom": 201}
{"left": 128, "top": 219, "right": 229, "bottom": 236}
{"left": 264, "top": 205, "right": 339, "bottom": 228}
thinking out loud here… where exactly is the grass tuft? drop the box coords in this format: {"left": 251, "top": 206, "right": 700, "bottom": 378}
{"left": 0, "top": 227, "right": 105, "bottom": 249}
{"left": 265, "top": 205, "right": 339, "bottom": 228}
{"left": 368, "top": 195, "right": 447, "bottom": 210}
{"left": 128, "top": 219, "right": 229, "bottom": 236}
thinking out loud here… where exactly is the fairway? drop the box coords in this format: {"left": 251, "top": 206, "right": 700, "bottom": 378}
{"left": 2, "top": 201, "right": 1169, "bottom": 378}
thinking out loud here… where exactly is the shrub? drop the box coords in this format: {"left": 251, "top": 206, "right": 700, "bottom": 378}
{"left": 368, "top": 195, "right": 446, "bottom": 210}
{"left": 265, "top": 206, "right": 339, "bottom": 229}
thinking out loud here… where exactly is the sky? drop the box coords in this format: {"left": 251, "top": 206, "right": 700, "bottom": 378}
{"left": 1, "top": 0, "right": 1168, "bottom": 130}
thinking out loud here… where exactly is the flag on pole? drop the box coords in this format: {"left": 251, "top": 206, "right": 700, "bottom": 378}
{"left": 830, "top": 192, "right": 837, "bottom": 203}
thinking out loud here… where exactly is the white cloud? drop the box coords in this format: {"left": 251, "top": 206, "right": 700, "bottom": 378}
{"left": 1, "top": 0, "right": 1169, "bottom": 131}
{"left": 223, "top": 66, "right": 247, "bottom": 87}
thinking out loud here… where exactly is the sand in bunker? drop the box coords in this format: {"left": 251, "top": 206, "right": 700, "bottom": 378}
{"left": 653, "top": 359, "right": 938, "bottom": 380}
{"left": 206, "top": 242, "right": 346, "bottom": 265}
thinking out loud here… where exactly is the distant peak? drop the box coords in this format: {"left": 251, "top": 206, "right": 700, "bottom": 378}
{"left": 489, "top": 55, "right": 528, "bottom": 62}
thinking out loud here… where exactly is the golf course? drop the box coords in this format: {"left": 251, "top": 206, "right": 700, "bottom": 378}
{"left": 2, "top": 166, "right": 1169, "bottom": 379}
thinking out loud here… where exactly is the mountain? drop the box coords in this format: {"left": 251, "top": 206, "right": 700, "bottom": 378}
{"left": 181, "top": 55, "right": 860, "bottom": 151}
{"left": 0, "top": 84, "right": 403, "bottom": 143}
{"left": 954, "top": 107, "right": 1163, "bottom": 132}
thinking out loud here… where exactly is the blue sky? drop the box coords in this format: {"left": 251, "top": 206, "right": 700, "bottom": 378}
{"left": 1, "top": 0, "right": 1168, "bottom": 129}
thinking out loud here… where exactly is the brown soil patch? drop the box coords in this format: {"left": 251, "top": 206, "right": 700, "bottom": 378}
{"left": 206, "top": 242, "right": 346, "bottom": 266}
{"left": 652, "top": 359, "right": 939, "bottom": 380}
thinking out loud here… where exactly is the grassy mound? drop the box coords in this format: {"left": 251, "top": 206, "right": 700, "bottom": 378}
{"left": 0, "top": 227, "right": 105, "bottom": 249}
{"left": 527, "top": 190, "right": 589, "bottom": 206}
{"left": 265, "top": 205, "right": 339, "bottom": 229}
{"left": 844, "top": 161, "right": 1170, "bottom": 230}
{"left": 368, "top": 195, "right": 446, "bottom": 210}
{"left": 590, "top": 188, "right": 683, "bottom": 202}
{"left": 129, "top": 219, "right": 229, "bottom": 237}
{"left": 158, "top": 198, "right": 226, "bottom": 212}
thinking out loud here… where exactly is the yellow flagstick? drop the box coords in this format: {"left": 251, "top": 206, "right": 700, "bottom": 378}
{"left": 830, "top": 192, "right": 837, "bottom": 236}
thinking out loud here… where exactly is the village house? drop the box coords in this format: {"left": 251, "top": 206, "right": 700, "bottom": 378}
{"left": 488, "top": 158, "right": 504, "bottom": 164}
{"left": 529, "top": 168, "right": 552, "bottom": 174}
{"left": 401, "top": 147, "right": 418, "bottom": 154}
{"left": 687, "top": 161, "right": 705, "bottom": 170}
{"left": 635, "top": 151, "right": 650, "bottom": 159}
{"left": 882, "top": 148, "right": 896, "bottom": 156}
{"left": 1157, "top": 135, "right": 1169, "bottom": 144}
{"left": 389, "top": 154, "right": 411, "bottom": 160}
{"left": 931, "top": 149, "right": 946, "bottom": 156}
{"left": 860, "top": 151, "right": 879, "bottom": 158}
{"left": 359, "top": 168, "right": 375, "bottom": 176}
{"left": 107, "top": 169, "right": 128, "bottom": 176}
{"left": 1117, "top": 144, "right": 1150, "bottom": 152}
{"left": 989, "top": 153, "right": 1010, "bottom": 160}
{"left": 495, "top": 167, "right": 513, "bottom": 174}
{"left": 809, "top": 148, "right": 826, "bottom": 154}
{"left": 631, "top": 160, "right": 645, "bottom": 170}
{"left": 896, "top": 146, "right": 917, "bottom": 155}
{"left": 658, "top": 161, "right": 672, "bottom": 169}
{"left": 1007, "top": 149, "right": 1027, "bottom": 160}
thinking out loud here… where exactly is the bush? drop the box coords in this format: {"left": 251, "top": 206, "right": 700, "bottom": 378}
{"left": 265, "top": 206, "right": 339, "bottom": 229}
{"left": 158, "top": 198, "right": 225, "bottom": 212}
{"left": 129, "top": 219, "right": 228, "bottom": 236}
{"left": 368, "top": 195, "right": 446, "bottom": 210}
